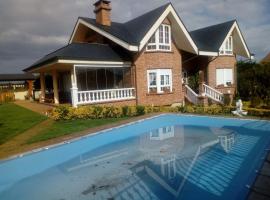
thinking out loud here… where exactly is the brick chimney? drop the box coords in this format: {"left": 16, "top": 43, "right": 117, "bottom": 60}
{"left": 94, "top": 0, "right": 111, "bottom": 26}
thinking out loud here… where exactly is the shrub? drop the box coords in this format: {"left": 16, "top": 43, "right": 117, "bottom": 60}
{"left": 73, "top": 106, "right": 94, "bottom": 119}
{"left": 92, "top": 106, "right": 105, "bottom": 119}
{"left": 104, "top": 106, "right": 122, "bottom": 118}
{"left": 127, "top": 106, "right": 137, "bottom": 116}
{"left": 122, "top": 106, "right": 129, "bottom": 117}
{"left": 246, "top": 108, "right": 270, "bottom": 118}
{"left": 145, "top": 106, "right": 154, "bottom": 114}
{"left": 185, "top": 105, "right": 195, "bottom": 113}
{"left": 136, "top": 105, "right": 145, "bottom": 116}
{"left": 51, "top": 105, "right": 70, "bottom": 120}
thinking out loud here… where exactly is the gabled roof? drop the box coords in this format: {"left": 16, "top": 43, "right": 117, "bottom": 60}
{"left": 190, "top": 20, "right": 235, "bottom": 52}
{"left": 70, "top": 3, "right": 198, "bottom": 54}
{"left": 79, "top": 3, "right": 170, "bottom": 46}
{"left": 0, "top": 73, "right": 35, "bottom": 81}
{"left": 190, "top": 20, "right": 251, "bottom": 58}
{"left": 24, "top": 43, "right": 131, "bottom": 72}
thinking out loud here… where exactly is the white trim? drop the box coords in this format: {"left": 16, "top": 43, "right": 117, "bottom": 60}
{"left": 77, "top": 88, "right": 136, "bottom": 105}
{"left": 198, "top": 51, "right": 218, "bottom": 56}
{"left": 219, "top": 21, "right": 250, "bottom": 58}
{"left": 139, "top": 5, "right": 198, "bottom": 54}
{"left": 69, "top": 5, "right": 198, "bottom": 54}
{"left": 219, "top": 36, "right": 233, "bottom": 55}
{"left": 147, "top": 69, "right": 172, "bottom": 93}
{"left": 146, "top": 24, "right": 172, "bottom": 52}
{"left": 69, "top": 19, "right": 139, "bottom": 52}
{"left": 59, "top": 59, "right": 131, "bottom": 67}
{"left": 26, "top": 61, "right": 58, "bottom": 73}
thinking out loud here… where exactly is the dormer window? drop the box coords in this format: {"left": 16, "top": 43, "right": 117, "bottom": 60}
{"left": 146, "top": 24, "right": 171, "bottom": 51}
{"left": 220, "top": 36, "right": 233, "bottom": 55}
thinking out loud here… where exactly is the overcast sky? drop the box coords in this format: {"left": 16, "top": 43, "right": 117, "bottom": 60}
{"left": 0, "top": 0, "right": 269, "bottom": 74}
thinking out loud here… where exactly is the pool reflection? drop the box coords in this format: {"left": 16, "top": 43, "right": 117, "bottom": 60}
{"left": 0, "top": 123, "right": 267, "bottom": 200}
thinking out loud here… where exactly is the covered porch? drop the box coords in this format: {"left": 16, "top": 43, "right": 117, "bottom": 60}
{"left": 37, "top": 62, "right": 135, "bottom": 107}
{"left": 24, "top": 43, "right": 136, "bottom": 107}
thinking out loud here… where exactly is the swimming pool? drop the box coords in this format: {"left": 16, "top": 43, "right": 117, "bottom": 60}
{"left": 0, "top": 114, "right": 270, "bottom": 200}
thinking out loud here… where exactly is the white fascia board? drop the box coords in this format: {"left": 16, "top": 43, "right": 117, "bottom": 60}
{"left": 139, "top": 5, "right": 198, "bottom": 54}
{"left": 199, "top": 51, "right": 218, "bottom": 56}
{"left": 58, "top": 59, "right": 131, "bottom": 67}
{"left": 219, "top": 22, "right": 250, "bottom": 58}
{"left": 69, "top": 19, "right": 138, "bottom": 52}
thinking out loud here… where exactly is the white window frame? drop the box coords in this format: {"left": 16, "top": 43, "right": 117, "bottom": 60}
{"left": 146, "top": 24, "right": 171, "bottom": 52}
{"left": 147, "top": 69, "right": 172, "bottom": 93}
{"left": 220, "top": 36, "right": 233, "bottom": 55}
{"left": 216, "top": 68, "right": 233, "bottom": 87}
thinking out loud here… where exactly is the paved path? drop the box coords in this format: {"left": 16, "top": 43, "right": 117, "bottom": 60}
{"left": 14, "top": 100, "right": 55, "bottom": 115}
{"left": 248, "top": 152, "right": 270, "bottom": 200}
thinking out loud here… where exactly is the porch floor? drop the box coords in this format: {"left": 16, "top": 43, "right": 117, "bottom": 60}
{"left": 14, "top": 100, "right": 55, "bottom": 116}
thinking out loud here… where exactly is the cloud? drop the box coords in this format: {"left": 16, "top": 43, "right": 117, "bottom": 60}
{"left": 0, "top": 0, "right": 269, "bottom": 73}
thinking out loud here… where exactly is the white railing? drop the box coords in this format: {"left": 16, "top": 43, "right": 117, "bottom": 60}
{"left": 77, "top": 88, "right": 135, "bottom": 105}
{"left": 203, "top": 84, "right": 224, "bottom": 103}
{"left": 184, "top": 85, "right": 199, "bottom": 105}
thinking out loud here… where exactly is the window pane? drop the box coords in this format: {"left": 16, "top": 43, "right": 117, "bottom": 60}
{"left": 86, "top": 69, "right": 97, "bottom": 90}
{"left": 159, "top": 26, "right": 164, "bottom": 43}
{"left": 224, "top": 68, "right": 233, "bottom": 85}
{"left": 216, "top": 69, "right": 224, "bottom": 86}
{"left": 77, "top": 68, "right": 87, "bottom": 91}
{"left": 160, "top": 75, "right": 165, "bottom": 85}
{"left": 165, "top": 26, "right": 169, "bottom": 44}
{"left": 229, "top": 37, "right": 232, "bottom": 50}
{"left": 149, "top": 72, "right": 157, "bottom": 86}
{"left": 149, "top": 34, "right": 155, "bottom": 43}
{"left": 165, "top": 75, "right": 170, "bottom": 85}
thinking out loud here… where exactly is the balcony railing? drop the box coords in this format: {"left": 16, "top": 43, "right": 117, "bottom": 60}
{"left": 77, "top": 88, "right": 135, "bottom": 105}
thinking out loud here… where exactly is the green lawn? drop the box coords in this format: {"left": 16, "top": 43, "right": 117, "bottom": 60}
{"left": 0, "top": 103, "right": 47, "bottom": 144}
{"left": 26, "top": 117, "right": 128, "bottom": 144}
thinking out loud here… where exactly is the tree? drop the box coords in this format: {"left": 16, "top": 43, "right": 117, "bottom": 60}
{"left": 237, "top": 61, "right": 270, "bottom": 108}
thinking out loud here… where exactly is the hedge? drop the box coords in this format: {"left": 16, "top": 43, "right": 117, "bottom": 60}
{"left": 49, "top": 104, "right": 270, "bottom": 121}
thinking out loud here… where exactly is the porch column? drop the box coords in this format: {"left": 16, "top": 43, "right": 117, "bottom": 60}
{"left": 198, "top": 70, "right": 205, "bottom": 95}
{"left": 70, "top": 66, "right": 78, "bottom": 107}
{"left": 198, "top": 70, "right": 208, "bottom": 106}
{"left": 52, "top": 70, "right": 59, "bottom": 105}
{"left": 27, "top": 80, "right": 34, "bottom": 98}
{"left": 40, "top": 72, "right": 45, "bottom": 103}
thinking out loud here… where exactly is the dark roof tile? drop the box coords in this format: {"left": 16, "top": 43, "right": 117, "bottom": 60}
{"left": 80, "top": 3, "right": 170, "bottom": 45}
{"left": 24, "top": 43, "right": 131, "bottom": 72}
{"left": 190, "top": 20, "right": 235, "bottom": 52}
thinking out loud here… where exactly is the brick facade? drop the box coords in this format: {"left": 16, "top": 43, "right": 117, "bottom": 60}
{"left": 207, "top": 55, "right": 237, "bottom": 95}
{"left": 134, "top": 41, "right": 183, "bottom": 106}
{"left": 93, "top": 99, "right": 136, "bottom": 107}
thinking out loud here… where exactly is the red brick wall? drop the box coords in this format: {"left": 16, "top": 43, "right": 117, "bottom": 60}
{"left": 92, "top": 99, "right": 136, "bottom": 107}
{"left": 134, "top": 42, "right": 183, "bottom": 106}
{"left": 207, "top": 55, "right": 237, "bottom": 95}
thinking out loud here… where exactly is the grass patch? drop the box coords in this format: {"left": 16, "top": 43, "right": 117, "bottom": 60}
{"left": 0, "top": 103, "right": 47, "bottom": 144}
{"left": 26, "top": 117, "right": 129, "bottom": 144}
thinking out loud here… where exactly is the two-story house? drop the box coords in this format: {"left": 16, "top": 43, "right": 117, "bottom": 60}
{"left": 24, "top": 0, "right": 251, "bottom": 107}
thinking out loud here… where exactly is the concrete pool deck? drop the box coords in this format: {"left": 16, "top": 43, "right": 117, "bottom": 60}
{"left": 248, "top": 152, "right": 270, "bottom": 200}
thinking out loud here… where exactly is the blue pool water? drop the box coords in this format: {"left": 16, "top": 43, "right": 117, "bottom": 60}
{"left": 0, "top": 114, "right": 270, "bottom": 200}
